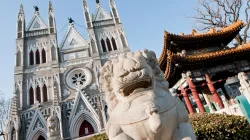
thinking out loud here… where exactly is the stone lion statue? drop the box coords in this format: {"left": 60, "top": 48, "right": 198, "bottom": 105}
{"left": 238, "top": 72, "right": 250, "bottom": 103}
{"left": 99, "top": 50, "right": 196, "bottom": 140}
{"left": 47, "top": 115, "right": 60, "bottom": 140}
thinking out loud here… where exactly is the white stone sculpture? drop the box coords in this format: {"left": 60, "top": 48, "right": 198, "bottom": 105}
{"left": 177, "top": 50, "right": 187, "bottom": 57}
{"left": 99, "top": 50, "right": 196, "bottom": 140}
{"left": 238, "top": 72, "right": 250, "bottom": 104}
{"left": 47, "top": 115, "right": 61, "bottom": 140}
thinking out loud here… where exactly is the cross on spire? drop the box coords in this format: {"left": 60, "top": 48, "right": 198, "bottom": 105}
{"left": 68, "top": 17, "right": 74, "bottom": 24}
{"left": 34, "top": 5, "right": 39, "bottom": 12}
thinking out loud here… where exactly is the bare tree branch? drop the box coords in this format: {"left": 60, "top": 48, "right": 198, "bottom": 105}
{"left": 191, "top": 0, "right": 250, "bottom": 45}
{"left": 243, "top": 0, "right": 250, "bottom": 43}
{"left": 0, "top": 92, "right": 10, "bottom": 140}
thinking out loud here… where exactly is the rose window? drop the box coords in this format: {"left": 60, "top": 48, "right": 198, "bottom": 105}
{"left": 66, "top": 68, "right": 92, "bottom": 90}
{"left": 72, "top": 73, "right": 86, "bottom": 85}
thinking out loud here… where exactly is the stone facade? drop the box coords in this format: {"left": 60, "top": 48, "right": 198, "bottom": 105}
{"left": 5, "top": 0, "right": 130, "bottom": 140}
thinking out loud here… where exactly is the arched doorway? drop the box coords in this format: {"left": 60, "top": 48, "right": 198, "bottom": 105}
{"left": 37, "top": 135, "right": 45, "bottom": 140}
{"left": 79, "top": 120, "right": 94, "bottom": 137}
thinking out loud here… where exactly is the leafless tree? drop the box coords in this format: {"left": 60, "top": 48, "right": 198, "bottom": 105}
{"left": 192, "top": 0, "right": 250, "bottom": 45}
{"left": 0, "top": 92, "right": 10, "bottom": 140}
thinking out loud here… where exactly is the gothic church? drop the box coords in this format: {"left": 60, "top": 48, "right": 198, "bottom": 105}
{"left": 5, "top": 0, "right": 130, "bottom": 139}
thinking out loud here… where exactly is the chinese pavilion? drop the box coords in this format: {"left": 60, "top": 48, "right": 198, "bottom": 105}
{"left": 158, "top": 20, "right": 250, "bottom": 114}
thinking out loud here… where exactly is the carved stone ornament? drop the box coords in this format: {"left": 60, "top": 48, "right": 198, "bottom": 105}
{"left": 47, "top": 115, "right": 61, "bottom": 140}
{"left": 99, "top": 50, "right": 196, "bottom": 140}
{"left": 238, "top": 72, "right": 250, "bottom": 103}
{"left": 63, "top": 89, "right": 70, "bottom": 97}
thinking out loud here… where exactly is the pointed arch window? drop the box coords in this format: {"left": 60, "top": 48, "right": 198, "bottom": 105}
{"left": 29, "top": 50, "right": 34, "bottom": 65}
{"left": 11, "top": 128, "right": 16, "bottom": 140}
{"left": 85, "top": 11, "right": 90, "bottom": 23}
{"left": 16, "top": 50, "right": 21, "bottom": 66}
{"left": 43, "top": 84, "right": 48, "bottom": 102}
{"left": 42, "top": 48, "right": 46, "bottom": 63}
{"left": 37, "top": 135, "right": 45, "bottom": 140}
{"left": 120, "top": 34, "right": 127, "bottom": 48}
{"left": 51, "top": 45, "right": 57, "bottom": 61}
{"left": 106, "top": 38, "right": 112, "bottom": 51}
{"left": 17, "top": 20, "right": 22, "bottom": 38}
{"left": 49, "top": 16, "right": 54, "bottom": 27}
{"left": 36, "top": 86, "right": 41, "bottom": 103}
{"left": 91, "top": 39, "right": 97, "bottom": 53}
{"left": 29, "top": 87, "right": 34, "bottom": 105}
{"left": 36, "top": 50, "right": 40, "bottom": 64}
{"left": 111, "top": 37, "right": 117, "bottom": 50}
{"left": 101, "top": 39, "right": 107, "bottom": 52}
{"left": 79, "top": 121, "right": 95, "bottom": 137}
{"left": 49, "top": 16, "right": 55, "bottom": 33}
{"left": 18, "top": 20, "right": 22, "bottom": 32}
{"left": 112, "top": 8, "right": 118, "bottom": 17}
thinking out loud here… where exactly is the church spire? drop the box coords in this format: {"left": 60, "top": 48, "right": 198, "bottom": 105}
{"left": 17, "top": 4, "right": 25, "bottom": 39}
{"left": 109, "top": 0, "right": 120, "bottom": 23}
{"left": 19, "top": 4, "right": 24, "bottom": 14}
{"left": 83, "top": 0, "right": 93, "bottom": 28}
{"left": 53, "top": 86, "right": 59, "bottom": 107}
{"left": 9, "top": 94, "right": 18, "bottom": 118}
{"left": 48, "top": 1, "right": 56, "bottom": 34}
{"left": 49, "top": 1, "right": 53, "bottom": 12}
{"left": 83, "top": 0, "right": 87, "bottom": 6}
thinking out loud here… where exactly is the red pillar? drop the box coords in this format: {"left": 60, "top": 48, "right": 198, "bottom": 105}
{"left": 187, "top": 77, "right": 205, "bottom": 112}
{"left": 205, "top": 74, "right": 224, "bottom": 109}
{"left": 180, "top": 85, "right": 194, "bottom": 114}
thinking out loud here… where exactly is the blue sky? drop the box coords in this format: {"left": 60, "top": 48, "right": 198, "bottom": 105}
{"left": 0, "top": 0, "right": 197, "bottom": 98}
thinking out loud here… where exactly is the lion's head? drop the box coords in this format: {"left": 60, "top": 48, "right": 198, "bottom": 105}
{"left": 99, "top": 50, "right": 169, "bottom": 113}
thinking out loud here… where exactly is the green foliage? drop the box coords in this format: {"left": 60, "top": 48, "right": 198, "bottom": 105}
{"left": 190, "top": 113, "right": 250, "bottom": 140}
{"left": 87, "top": 113, "right": 250, "bottom": 140}
{"left": 86, "top": 133, "right": 108, "bottom": 140}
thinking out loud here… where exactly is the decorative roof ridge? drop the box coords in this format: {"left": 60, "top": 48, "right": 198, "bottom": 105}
{"left": 173, "top": 42, "right": 250, "bottom": 60}
{"left": 164, "top": 20, "right": 244, "bottom": 39}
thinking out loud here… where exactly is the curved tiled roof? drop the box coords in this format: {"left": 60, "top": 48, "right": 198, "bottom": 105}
{"left": 158, "top": 20, "right": 246, "bottom": 84}
{"left": 164, "top": 20, "right": 244, "bottom": 42}
{"left": 174, "top": 43, "right": 250, "bottom": 64}
{"left": 160, "top": 43, "right": 250, "bottom": 85}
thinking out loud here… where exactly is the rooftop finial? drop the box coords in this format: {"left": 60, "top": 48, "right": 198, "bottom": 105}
{"left": 68, "top": 17, "right": 74, "bottom": 24}
{"left": 19, "top": 4, "right": 24, "bottom": 14}
{"left": 34, "top": 5, "right": 39, "bottom": 12}
{"left": 49, "top": 1, "right": 53, "bottom": 11}
{"left": 83, "top": 0, "right": 87, "bottom": 5}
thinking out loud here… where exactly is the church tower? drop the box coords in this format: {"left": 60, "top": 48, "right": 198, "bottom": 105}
{"left": 6, "top": 2, "right": 62, "bottom": 140}
{"left": 6, "top": 0, "right": 130, "bottom": 139}
{"left": 83, "top": 0, "right": 130, "bottom": 64}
